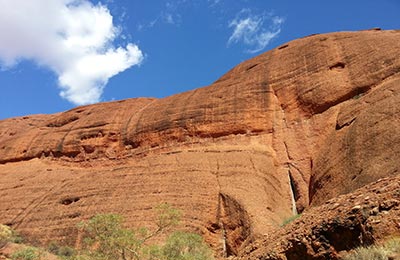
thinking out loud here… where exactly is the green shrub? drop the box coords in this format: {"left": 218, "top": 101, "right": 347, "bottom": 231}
{"left": 11, "top": 247, "right": 43, "bottom": 260}
{"left": 281, "top": 214, "right": 301, "bottom": 227}
{"left": 162, "top": 231, "right": 214, "bottom": 260}
{"left": 58, "top": 246, "right": 76, "bottom": 258}
{"left": 13, "top": 234, "right": 24, "bottom": 244}
{"left": 0, "top": 224, "right": 13, "bottom": 248}
{"left": 155, "top": 203, "right": 181, "bottom": 233}
{"left": 48, "top": 241, "right": 76, "bottom": 258}
{"left": 0, "top": 224, "right": 23, "bottom": 248}
{"left": 77, "top": 213, "right": 140, "bottom": 260}
{"left": 75, "top": 203, "right": 213, "bottom": 260}
{"left": 5, "top": 204, "right": 214, "bottom": 260}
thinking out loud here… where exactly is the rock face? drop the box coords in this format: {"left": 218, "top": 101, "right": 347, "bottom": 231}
{"left": 0, "top": 29, "right": 400, "bottom": 258}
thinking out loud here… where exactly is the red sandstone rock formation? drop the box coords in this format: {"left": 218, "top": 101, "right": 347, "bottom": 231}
{"left": 0, "top": 29, "right": 399, "bottom": 258}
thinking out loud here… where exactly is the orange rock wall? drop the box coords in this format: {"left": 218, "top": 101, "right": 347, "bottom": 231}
{"left": 1, "top": 29, "right": 400, "bottom": 256}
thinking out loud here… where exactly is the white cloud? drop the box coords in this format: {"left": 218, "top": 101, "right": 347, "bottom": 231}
{"left": 208, "top": 0, "right": 222, "bottom": 7}
{"left": 0, "top": 0, "right": 143, "bottom": 105}
{"left": 228, "top": 9, "right": 284, "bottom": 53}
{"left": 138, "top": 1, "right": 186, "bottom": 30}
{"left": 163, "top": 13, "right": 175, "bottom": 25}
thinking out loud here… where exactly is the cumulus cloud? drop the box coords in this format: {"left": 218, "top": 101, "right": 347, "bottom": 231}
{"left": 228, "top": 9, "right": 284, "bottom": 53}
{"left": 0, "top": 0, "right": 143, "bottom": 105}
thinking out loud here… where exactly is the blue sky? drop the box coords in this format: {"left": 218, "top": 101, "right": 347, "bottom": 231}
{"left": 0, "top": 0, "right": 399, "bottom": 119}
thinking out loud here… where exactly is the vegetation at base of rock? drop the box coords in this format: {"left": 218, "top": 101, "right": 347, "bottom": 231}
{"left": 342, "top": 237, "right": 400, "bottom": 260}
{"left": 0, "top": 224, "right": 23, "bottom": 248}
{"left": 48, "top": 241, "right": 76, "bottom": 258}
{"left": 11, "top": 247, "right": 44, "bottom": 260}
{"left": 161, "top": 231, "right": 214, "bottom": 260}
{"left": 74, "top": 203, "right": 213, "bottom": 260}
{"left": 76, "top": 203, "right": 181, "bottom": 260}
{"left": 280, "top": 214, "right": 301, "bottom": 227}
{"left": 2, "top": 203, "right": 214, "bottom": 260}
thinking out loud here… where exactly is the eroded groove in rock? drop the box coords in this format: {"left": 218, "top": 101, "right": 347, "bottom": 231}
{"left": 288, "top": 171, "right": 298, "bottom": 215}
{"left": 218, "top": 193, "right": 252, "bottom": 257}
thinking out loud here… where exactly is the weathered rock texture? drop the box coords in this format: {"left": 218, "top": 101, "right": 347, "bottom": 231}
{"left": 0, "top": 29, "right": 400, "bottom": 258}
{"left": 237, "top": 175, "right": 400, "bottom": 260}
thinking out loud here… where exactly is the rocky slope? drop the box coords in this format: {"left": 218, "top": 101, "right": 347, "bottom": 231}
{"left": 237, "top": 175, "right": 400, "bottom": 259}
{"left": 0, "top": 29, "right": 399, "bottom": 258}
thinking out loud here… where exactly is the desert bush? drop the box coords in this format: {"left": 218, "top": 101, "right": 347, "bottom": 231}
{"left": 342, "top": 237, "right": 400, "bottom": 260}
{"left": 0, "top": 224, "right": 13, "bottom": 248}
{"left": 0, "top": 224, "right": 23, "bottom": 248}
{"left": 76, "top": 204, "right": 181, "bottom": 259}
{"left": 342, "top": 245, "right": 387, "bottom": 260}
{"left": 5, "top": 204, "right": 213, "bottom": 260}
{"left": 48, "top": 241, "right": 76, "bottom": 258}
{"left": 280, "top": 214, "right": 301, "bottom": 227}
{"left": 11, "top": 246, "right": 43, "bottom": 260}
{"left": 74, "top": 203, "right": 213, "bottom": 260}
{"left": 77, "top": 213, "right": 141, "bottom": 260}
{"left": 161, "top": 231, "right": 214, "bottom": 260}
{"left": 383, "top": 237, "right": 400, "bottom": 255}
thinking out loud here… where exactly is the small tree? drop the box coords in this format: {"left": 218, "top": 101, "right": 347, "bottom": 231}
{"left": 77, "top": 203, "right": 182, "bottom": 260}
{"left": 78, "top": 214, "right": 142, "bottom": 260}
{"left": 3, "top": 204, "right": 214, "bottom": 260}
{"left": 154, "top": 203, "right": 181, "bottom": 236}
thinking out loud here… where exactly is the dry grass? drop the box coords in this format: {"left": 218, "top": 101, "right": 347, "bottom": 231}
{"left": 342, "top": 237, "right": 400, "bottom": 260}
